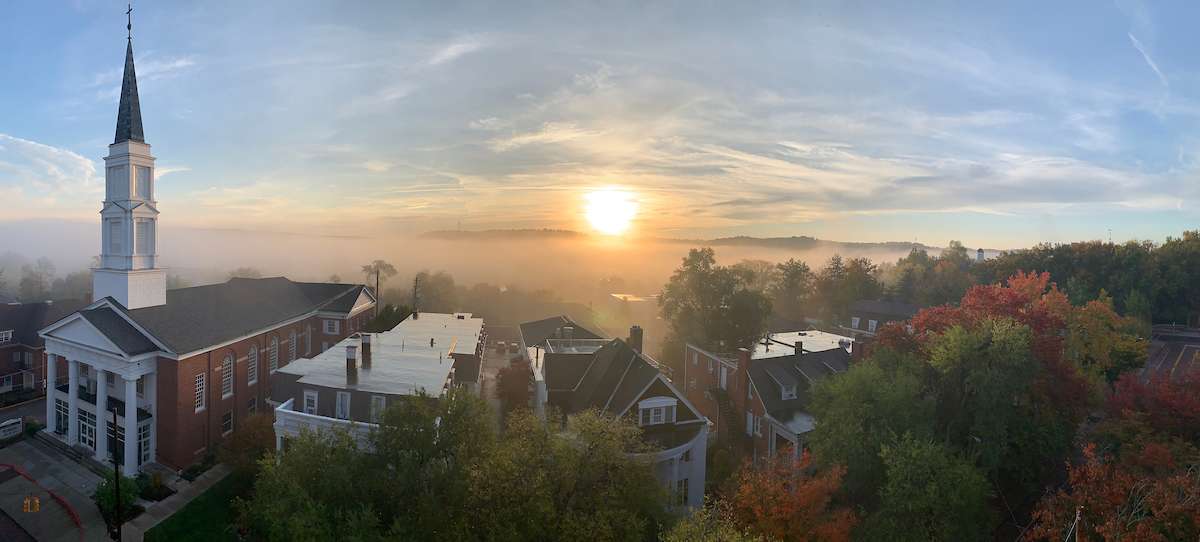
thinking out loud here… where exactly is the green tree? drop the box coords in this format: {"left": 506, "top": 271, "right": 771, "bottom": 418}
{"left": 467, "top": 410, "right": 667, "bottom": 541}
{"left": 809, "top": 351, "right": 934, "bottom": 501}
{"left": 18, "top": 257, "right": 55, "bottom": 301}
{"left": 665, "top": 503, "right": 755, "bottom": 542}
{"left": 769, "top": 258, "right": 815, "bottom": 322}
{"left": 93, "top": 470, "right": 140, "bottom": 525}
{"left": 361, "top": 260, "right": 398, "bottom": 316}
{"left": 865, "top": 435, "right": 992, "bottom": 542}
{"left": 659, "top": 248, "right": 772, "bottom": 361}
{"left": 413, "top": 270, "right": 458, "bottom": 313}
{"left": 219, "top": 413, "right": 276, "bottom": 479}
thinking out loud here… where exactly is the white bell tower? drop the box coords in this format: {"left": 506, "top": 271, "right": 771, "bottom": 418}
{"left": 92, "top": 30, "right": 166, "bottom": 310}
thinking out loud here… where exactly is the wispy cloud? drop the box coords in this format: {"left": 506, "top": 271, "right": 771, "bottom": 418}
{"left": 1128, "top": 33, "right": 1168, "bottom": 87}
{"left": 427, "top": 36, "right": 486, "bottom": 66}
{"left": 488, "top": 122, "right": 602, "bottom": 152}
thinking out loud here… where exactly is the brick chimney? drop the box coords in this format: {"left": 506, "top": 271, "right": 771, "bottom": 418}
{"left": 361, "top": 333, "right": 372, "bottom": 370}
{"left": 628, "top": 325, "right": 644, "bottom": 353}
{"left": 345, "top": 343, "right": 358, "bottom": 386}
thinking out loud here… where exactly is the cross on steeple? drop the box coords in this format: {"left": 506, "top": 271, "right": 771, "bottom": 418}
{"left": 126, "top": 4, "right": 133, "bottom": 40}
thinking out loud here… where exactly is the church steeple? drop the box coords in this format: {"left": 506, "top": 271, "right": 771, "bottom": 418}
{"left": 114, "top": 39, "right": 144, "bottom": 144}
{"left": 94, "top": 4, "right": 166, "bottom": 310}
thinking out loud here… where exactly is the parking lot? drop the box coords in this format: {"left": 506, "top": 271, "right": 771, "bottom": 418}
{"left": 1144, "top": 326, "right": 1200, "bottom": 382}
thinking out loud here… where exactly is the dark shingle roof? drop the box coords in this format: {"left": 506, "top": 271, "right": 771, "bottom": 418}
{"left": 120, "top": 277, "right": 367, "bottom": 354}
{"left": 0, "top": 300, "right": 87, "bottom": 347}
{"left": 519, "top": 315, "right": 601, "bottom": 347}
{"left": 80, "top": 307, "right": 158, "bottom": 355}
{"left": 545, "top": 339, "right": 661, "bottom": 416}
{"left": 114, "top": 40, "right": 144, "bottom": 144}
{"left": 850, "top": 299, "right": 918, "bottom": 319}
{"left": 748, "top": 348, "right": 850, "bottom": 423}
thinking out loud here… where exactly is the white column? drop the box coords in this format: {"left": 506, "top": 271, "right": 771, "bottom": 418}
{"left": 45, "top": 354, "right": 57, "bottom": 434}
{"left": 145, "top": 372, "right": 157, "bottom": 464}
{"left": 94, "top": 369, "right": 108, "bottom": 462}
{"left": 67, "top": 360, "right": 79, "bottom": 444}
{"left": 123, "top": 376, "right": 138, "bottom": 476}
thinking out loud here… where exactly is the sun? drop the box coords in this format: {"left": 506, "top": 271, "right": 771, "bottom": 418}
{"left": 584, "top": 188, "right": 638, "bottom": 235}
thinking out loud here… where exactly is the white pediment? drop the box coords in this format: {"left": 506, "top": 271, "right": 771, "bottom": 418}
{"left": 351, "top": 290, "right": 375, "bottom": 313}
{"left": 44, "top": 315, "right": 126, "bottom": 357}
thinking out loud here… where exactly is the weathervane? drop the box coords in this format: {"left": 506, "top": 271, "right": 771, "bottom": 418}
{"left": 126, "top": 3, "right": 133, "bottom": 40}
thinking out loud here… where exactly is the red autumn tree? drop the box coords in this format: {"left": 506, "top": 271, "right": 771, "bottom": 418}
{"left": 1106, "top": 373, "right": 1200, "bottom": 442}
{"left": 1028, "top": 444, "right": 1200, "bottom": 541}
{"left": 729, "top": 451, "right": 857, "bottom": 542}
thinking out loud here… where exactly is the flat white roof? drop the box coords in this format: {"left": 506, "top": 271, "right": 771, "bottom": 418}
{"left": 753, "top": 329, "right": 853, "bottom": 360}
{"left": 278, "top": 312, "right": 484, "bottom": 396}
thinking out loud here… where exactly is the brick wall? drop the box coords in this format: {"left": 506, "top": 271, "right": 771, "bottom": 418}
{"left": 154, "top": 309, "right": 370, "bottom": 470}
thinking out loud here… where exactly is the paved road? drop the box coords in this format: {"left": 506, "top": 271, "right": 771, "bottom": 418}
{"left": 0, "top": 398, "right": 46, "bottom": 425}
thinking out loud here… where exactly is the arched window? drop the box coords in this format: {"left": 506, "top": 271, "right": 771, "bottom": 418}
{"left": 269, "top": 337, "right": 279, "bottom": 373}
{"left": 221, "top": 353, "right": 234, "bottom": 398}
{"left": 289, "top": 331, "right": 297, "bottom": 362}
{"left": 247, "top": 345, "right": 258, "bottom": 386}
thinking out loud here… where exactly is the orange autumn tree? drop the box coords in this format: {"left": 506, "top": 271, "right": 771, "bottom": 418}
{"left": 729, "top": 451, "right": 856, "bottom": 542}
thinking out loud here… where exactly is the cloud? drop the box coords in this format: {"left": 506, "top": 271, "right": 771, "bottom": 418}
{"left": 0, "top": 134, "right": 99, "bottom": 220}
{"left": 487, "top": 122, "right": 602, "bottom": 152}
{"left": 361, "top": 160, "right": 393, "bottom": 173}
{"left": 156, "top": 165, "right": 191, "bottom": 178}
{"left": 427, "top": 36, "right": 486, "bottom": 66}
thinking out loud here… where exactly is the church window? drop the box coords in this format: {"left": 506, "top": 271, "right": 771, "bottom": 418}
{"left": 108, "top": 220, "right": 122, "bottom": 253}
{"left": 221, "top": 354, "right": 233, "bottom": 398}
{"left": 194, "top": 373, "right": 206, "bottom": 412}
{"left": 269, "top": 337, "right": 279, "bottom": 373}
{"left": 247, "top": 346, "right": 258, "bottom": 385}
{"left": 135, "top": 166, "right": 152, "bottom": 198}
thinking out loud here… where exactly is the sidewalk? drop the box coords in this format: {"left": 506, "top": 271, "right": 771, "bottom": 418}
{"left": 121, "top": 464, "right": 231, "bottom": 542}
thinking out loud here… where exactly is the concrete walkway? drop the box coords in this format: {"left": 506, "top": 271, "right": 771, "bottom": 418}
{"left": 121, "top": 464, "right": 231, "bottom": 542}
{"left": 0, "top": 439, "right": 107, "bottom": 541}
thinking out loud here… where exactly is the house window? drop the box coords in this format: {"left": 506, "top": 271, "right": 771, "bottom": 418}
{"left": 335, "top": 392, "right": 351, "bottom": 420}
{"left": 675, "top": 478, "right": 689, "bottom": 506}
{"left": 247, "top": 397, "right": 257, "bottom": 414}
{"left": 221, "top": 412, "right": 233, "bottom": 435}
{"left": 689, "top": 377, "right": 696, "bottom": 391}
{"left": 55, "top": 399, "right": 69, "bottom": 435}
{"left": 851, "top": 316, "right": 861, "bottom": 329}
{"left": 136, "top": 376, "right": 144, "bottom": 397}
{"left": 0, "top": 330, "right": 12, "bottom": 343}
{"left": 691, "top": 351, "right": 698, "bottom": 366}
{"left": 303, "top": 390, "right": 318, "bottom": 414}
{"left": 323, "top": 320, "right": 340, "bottom": 335}
{"left": 746, "top": 411, "right": 755, "bottom": 436}
{"left": 868, "top": 319, "right": 878, "bottom": 333}
{"left": 221, "top": 354, "right": 234, "bottom": 398}
{"left": 638, "top": 397, "right": 678, "bottom": 426}
{"left": 194, "top": 373, "right": 206, "bottom": 412}
{"left": 707, "top": 358, "right": 713, "bottom": 374}
{"left": 370, "top": 395, "right": 386, "bottom": 423}
{"left": 138, "top": 423, "right": 151, "bottom": 464}
{"left": 289, "top": 331, "right": 297, "bottom": 361}
{"left": 782, "top": 384, "right": 797, "bottom": 400}
{"left": 247, "top": 345, "right": 258, "bottom": 386}
{"left": 269, "top": 337, "right": 279, "bottom": 373}
{"left": 306, "top": 326, "right": 312, "bottom": 356}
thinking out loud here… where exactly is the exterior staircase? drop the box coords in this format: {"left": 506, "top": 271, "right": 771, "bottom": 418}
{"left": 32, "top": 430, "right": 115, "bottom": 478}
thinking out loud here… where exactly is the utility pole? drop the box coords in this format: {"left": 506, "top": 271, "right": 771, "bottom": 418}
{"left": 108, "top": 406, "right": 122, "bottom": 541}
{"left": 411, "top": 274, "right": 421, "bottom": 312}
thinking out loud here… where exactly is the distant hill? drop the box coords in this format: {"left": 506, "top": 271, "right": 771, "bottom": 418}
{"left": 422, "top": 229, "right": 945, "bottom": 253}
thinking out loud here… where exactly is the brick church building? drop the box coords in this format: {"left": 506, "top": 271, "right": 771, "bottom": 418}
{"left": 37, "top": 32, "right": 374, "bottom": 475}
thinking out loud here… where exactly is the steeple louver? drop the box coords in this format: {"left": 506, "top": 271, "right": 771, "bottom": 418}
{"left": 114, "top": 40, "right": 144, "bottom": 144}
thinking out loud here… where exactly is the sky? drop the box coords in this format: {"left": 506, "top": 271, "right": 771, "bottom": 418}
{"left": 3, "top": 0, "right": 1200, "bottom": 249}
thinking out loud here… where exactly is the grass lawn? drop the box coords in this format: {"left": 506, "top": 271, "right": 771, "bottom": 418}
{"left": 144, "top": 474, "right": 253, "bottom": 542}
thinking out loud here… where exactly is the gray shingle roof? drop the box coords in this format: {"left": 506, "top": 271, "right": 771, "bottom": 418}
{"left": 545, "top": 339, "right": 662, "bottom": 417}
{"left": 80, "top": 307, "right": 158, "bottom": 355}
{"left": 117, "top": 277, "right": 367, "bottom": 354}
{"left": 748, "top": 348, "right": 850, "bottom": 423}
{"left": 519, "top": 315, "right": 601, "bottom": 348}
{"left": 114, "top": 40, "right": 144, "bottom": 144}
{"left": 0, "top": 300, "right": 87, "bottom": 347}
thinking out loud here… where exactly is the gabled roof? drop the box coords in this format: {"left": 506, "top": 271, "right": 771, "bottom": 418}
{"left": 114, "top": 39, "right": 144, "bottom": 144}
{"left": 79, "top": 307, "right": 158, "bottom": 355}
{"left": 519, "top": 315, "right": 601, "bottom": 347}
{"left": 0, "top": 300, "right": 88, "bottom": 348}
{"left": 547, "top": 339, "right": 668, "bottom": 417}
{"left": 748, "top": 348, "right": 851, "bottom": 432}
{"left": 122, "top": 277, "right": 369, "bottom": 354}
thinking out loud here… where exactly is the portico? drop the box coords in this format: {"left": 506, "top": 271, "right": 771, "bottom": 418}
{"left": 41, "top": 320, "right": 159, "bottom": 477}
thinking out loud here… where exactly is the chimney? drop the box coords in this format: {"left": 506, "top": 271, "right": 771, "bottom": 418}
{"left": 794, "top": 340, "right": 803, "bottom": 355}
{"left": 361, "top": 333, "right": 372, "bottom": 369}
{"left": 628, "top": 325, "right": 644, "bottom": 353}
{"left": 345, "top": 343, "right": 358, "bottom": 386}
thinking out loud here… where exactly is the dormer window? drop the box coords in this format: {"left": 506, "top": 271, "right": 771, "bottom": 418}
{"left": 851, "top": 316, "right": 861, "bottom": 329}
{"left": 0, "top": 330, "right": 11, "bottom": 344}
{"left": 638, "top": 396, "right": 678, "bottom": 426}
{"left": 782, "top": 384, "right": 797, "bottom": 400}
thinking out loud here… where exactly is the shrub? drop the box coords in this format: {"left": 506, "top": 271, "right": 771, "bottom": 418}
{"left": 94, "top": 470, "right": 141, "bottom": 524}
{"left": 219, "top": 413, "right": 276, "bottom": 478}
